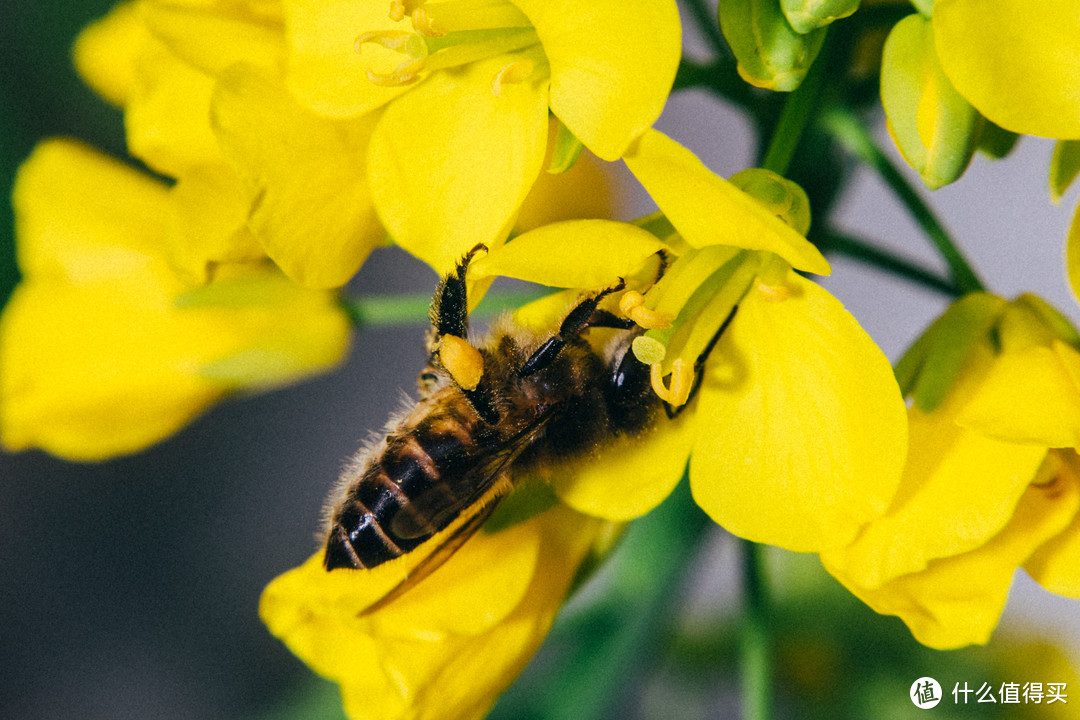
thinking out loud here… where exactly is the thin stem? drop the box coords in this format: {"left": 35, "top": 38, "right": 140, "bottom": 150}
{"left": 820, "top": 106, "right": 986, "bottom": 294}
{"left": 818, "top": 230, "right": 962, "bottom": 297}
{"left": 740, "top": 541, "right": 773, "bottom": 720}
{"left": 759, "top": 45, "right": 828, "bottom": 175}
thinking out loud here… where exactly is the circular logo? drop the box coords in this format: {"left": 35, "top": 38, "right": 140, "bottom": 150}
{"left": 911, "top": 677, "right": 942, "bottom": 709}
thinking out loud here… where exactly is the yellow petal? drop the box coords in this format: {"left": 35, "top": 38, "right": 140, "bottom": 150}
{"left": 624, "top": 130, "right": 831, "bottom": 276}
{"left": 511, "top": 0, "right": 681, "bottom": 160}
{"left": 261, "top": 506, "right": 604, "bottom": 720}
{"left": 0, "top": 276, "right": 217, "bottom": 460}
{"left": 139, "top": 0, "right": 284, "bottom": 77}
{"left": 284, "top": 0, "right": 412, "bottom": 117}
{"left": 821, "top": 400, "right": 1046, "bottom": 590}
{"left": 957, "top": 341, "right": 1080, "bottom": 448}
{"left": 1, "top": 141, "right": 351, "bottom": 460}
{"left": 72, "top": 1, "right": 149, "bottom": 106}
{"left": 1026, "top": 451, "right": 1080, "bottom": 598}
{"left": 826, "top": 467, "right": 1080, "bottom": 649}
{"left": 11, "top": 139, "right": 170, "bottom": 280}
{"left": 933, "top": 0, "right": 1080, "bottom": 138}
{"left": 690, "top": 273, "right": 906, "bottom": 551}
{"left": 166, "top": 164, "right": 265, "bottom": 284}
{"left": 211, "top": 65, "right": 383, "bottom": 288}
{"left": 368, "top": 51, "right": 549, "bottom": 275}
{"left": 470, "top": 220, "right": 664, "bottom": 288}
{"left": 552, "top": 410, "right": 693, "bottom": 520}
{"left": 125, "top": 36, "right": 225, "bottom": 175}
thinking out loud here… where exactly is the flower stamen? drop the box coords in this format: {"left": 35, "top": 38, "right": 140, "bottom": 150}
{"left": 388, "top": 0, "right": 425, "bottom": 22}
{"left": 650, "top": 358, "right": 694, "bottom": 407}
{"left": 355, "top": 31, "right": 429, "bottom": 87}
{"left": 620, "top": 290, "right": 674, "bottom": 330}
{"left": 491, "top": 59, "right": 534, "bottom": 97}
{"left": 412, "top": 7, "right": 446, "bottom": 37}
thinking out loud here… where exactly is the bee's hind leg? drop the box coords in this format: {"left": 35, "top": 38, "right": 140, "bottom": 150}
{"left": 518, "top": 280, "right": 629, "bottom": 377}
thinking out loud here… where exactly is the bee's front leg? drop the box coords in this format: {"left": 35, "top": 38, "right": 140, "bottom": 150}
{"left": 518, "top": 280, "right": 630, "bottom": 377}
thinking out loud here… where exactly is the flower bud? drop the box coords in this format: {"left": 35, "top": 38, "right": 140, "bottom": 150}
{"left": 780, "top": 0, "right": 861, "bottom": 34}
{"left": 718, "top": 0, "right": 826, "bottom": 92}
{"left": 880, "top": 13, "right": 980, "bottom": 188}
{"left": 730, "top": 168, "right": 812, "bottom": 235}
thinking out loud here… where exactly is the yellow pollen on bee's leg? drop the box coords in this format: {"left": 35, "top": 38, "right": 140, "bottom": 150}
{"left": 650, "top": 359, "right": 694, "bottom": 407}
{"left": 619, "top": 290, "right": 674, "bottom": 330}
{"left": 439, "top": 335, "right": 485, "bottom": 391}
{"left": 354, "top": 30, "right": 428, "bottom": 85}
{"left": 491, "top": 60, "right": 534, "bottom": 97}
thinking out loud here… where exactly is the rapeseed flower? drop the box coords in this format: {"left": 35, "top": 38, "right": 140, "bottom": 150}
{"left": 822, "top": 293, "right": 1080, "bottom": 648}
{"left": 284, "top": 0, "right": 681, "bottom": 273}
{"left": 0, "top": 139, "right": 351, "bottom": 460}
{"left": 73, "top": 0, "right": 651, "bottom": 286}
{"left": 470, "top": 129, "right": 909, "bottom": 554}
{"left": 261, "top": 503, "right": 613, "bottom": 720}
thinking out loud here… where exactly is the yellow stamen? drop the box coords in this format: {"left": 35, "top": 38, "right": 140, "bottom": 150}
{"left": 650, "top": 358, "right": 694, "bottom": 407}
{"left": 366, "top": 63, "right": 425, "bottom": 86}
{"left": 439, "top": 335, "right": 484, "bottom": 391}
{"left": 354, "top": 30, "right": 414, "bottom": 54}
{"left": 388, "top": 0, "right": 425, "bottom": 22}
{"left": 491, "top": 59, "right": 534, "bottom": 97}
{"left": 619, "top": 290, "right": 675, "bottom": 330}
{"left": 412, "top": 7, "right": 446, "bottom": 37}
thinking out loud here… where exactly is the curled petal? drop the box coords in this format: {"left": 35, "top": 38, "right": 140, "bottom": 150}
{"left": 73, "top": 1, "right": 148, "bottom": 106}
{"left": 624, "top": 130, "right": 831, "bottom": 275}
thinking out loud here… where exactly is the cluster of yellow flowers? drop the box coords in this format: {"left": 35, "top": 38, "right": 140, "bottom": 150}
{"left": 2, "top": 0, "right": 1080, "bottom": 718}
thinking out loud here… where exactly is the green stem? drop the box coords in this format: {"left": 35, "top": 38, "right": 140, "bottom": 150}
{"left": 759, "top": 45, "right": 828, "bottom": 175}
{"left": 820, "top": 106, "right": 986, "bottom": 294}
{"left": 339, "top": 288, "right": 547, "bottom": 328}
{"left": 740, "top": 541, "right": 773, "bottom": 720}
{"left": 818, "top": 230, "right": 962, "bottom": 297}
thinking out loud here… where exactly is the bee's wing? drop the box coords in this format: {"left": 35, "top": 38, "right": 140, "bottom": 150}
{"left": 360, "top": 420, "right": 550, "bottom": 615}
{"left": 358, "top": 479, "right": 508, "bottom": 617}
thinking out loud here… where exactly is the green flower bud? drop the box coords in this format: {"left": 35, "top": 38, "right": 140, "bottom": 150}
{"left": 780, "top": 0, "right": 861, "bottom": 34}
{"left": 1050, "top": 140, "right": 1080, "bottom": 202}
{"left": 730, "top": 168, "right": 812, "bottom": 235}
{"left": 718, "top": 0, "right": 826, "bottom": 92}
{"left": 880, "top": 13, "right": 980, "bottom": 188}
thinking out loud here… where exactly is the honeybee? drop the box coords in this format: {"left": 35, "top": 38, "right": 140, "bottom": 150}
{"left": 322, "top": 244, "right": 733, "bottom": 606}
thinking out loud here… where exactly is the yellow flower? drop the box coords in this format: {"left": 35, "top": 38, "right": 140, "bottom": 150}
{"left": 0, "top": 139, "right": 351, "bottom": 461}
{"left": 471, "top": 130, "right": 909, "bottom": 554}
{"left": 73, "top": 0, "right": 385, "bottom": 289}
{"left": 260, "top": 503, "right": 611, "bottom": 720}
{"left": 282, "top": 0, "right": 681, "bottom": 274}
{"left": 822, "top": 293, "right": 1080, "bottom": 648}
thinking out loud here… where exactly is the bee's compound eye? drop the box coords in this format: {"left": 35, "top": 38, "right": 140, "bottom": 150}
{"left": 324, "top": 524, "right": 363, "bottom": 570}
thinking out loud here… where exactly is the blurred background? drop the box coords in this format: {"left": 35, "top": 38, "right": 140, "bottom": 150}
{"left": 2, "top": 2, "right": 1079, "bottom": 719}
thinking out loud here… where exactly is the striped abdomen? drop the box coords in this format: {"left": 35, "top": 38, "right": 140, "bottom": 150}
{"left": 323, "top": 404, "right": 504, "bottom": 571}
